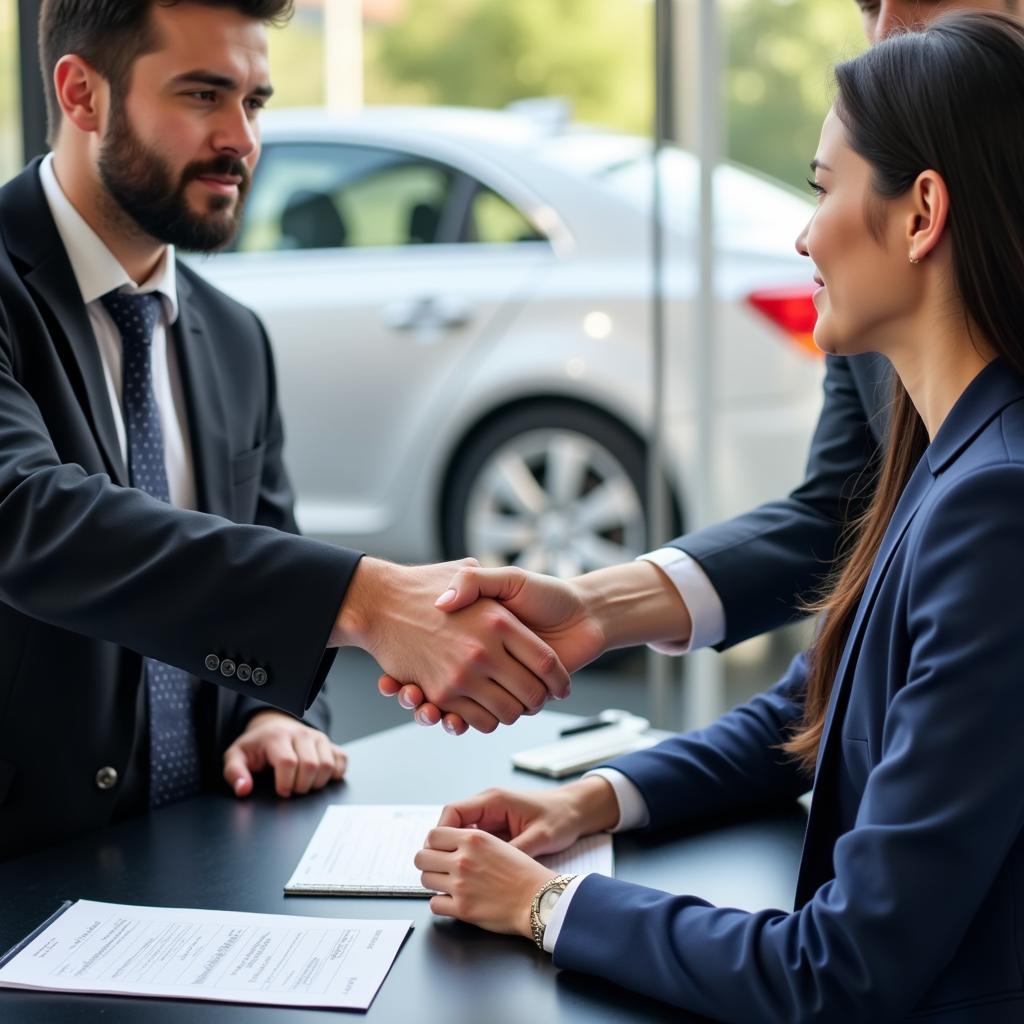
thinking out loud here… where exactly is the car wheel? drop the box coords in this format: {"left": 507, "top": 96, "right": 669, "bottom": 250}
{"left": 443, "top": 403, "right": 651, "bottom": 577}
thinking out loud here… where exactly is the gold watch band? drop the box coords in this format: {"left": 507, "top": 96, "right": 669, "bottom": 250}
{"left": 529, "top": 873, "right": 577, "bottom": 951}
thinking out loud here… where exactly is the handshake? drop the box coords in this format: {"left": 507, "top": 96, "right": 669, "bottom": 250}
{"left": 329, "top": 556, "right": 693, "bottom": 735}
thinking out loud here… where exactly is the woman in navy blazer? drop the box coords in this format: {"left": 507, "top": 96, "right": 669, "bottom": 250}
{"left": 408, "top": 13, "right": 1024, "bottom": 1023}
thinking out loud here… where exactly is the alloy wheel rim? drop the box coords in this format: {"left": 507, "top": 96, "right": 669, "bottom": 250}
{"left": 464, "top": 428, "right": 646, "bottom": 577}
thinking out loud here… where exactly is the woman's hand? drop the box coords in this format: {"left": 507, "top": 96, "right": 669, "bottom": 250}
{"left": 435, "top": 778, "right": 619, "bottom": 857}
{"left": 416, "top": 826, "right": 556, "bottom": 938}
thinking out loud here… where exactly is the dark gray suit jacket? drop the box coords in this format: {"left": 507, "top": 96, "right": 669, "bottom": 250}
{"left": 676, "top": 350, "right": 894, "bottom": 648}
{"left": 0, "top": 162, "right": 362, "bottom": 859}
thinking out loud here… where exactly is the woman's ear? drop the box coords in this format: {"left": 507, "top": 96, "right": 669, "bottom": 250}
{"left": 905, "top": 169, "right": 950, "bottom": 263}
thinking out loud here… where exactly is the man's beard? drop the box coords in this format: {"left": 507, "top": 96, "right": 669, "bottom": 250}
{"left": 97, "top": 102, "right": 251, "bottom": 252}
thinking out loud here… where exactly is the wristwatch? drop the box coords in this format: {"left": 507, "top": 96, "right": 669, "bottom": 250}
{"left": 529, "top": 873, "right": 577, "bottom": 951}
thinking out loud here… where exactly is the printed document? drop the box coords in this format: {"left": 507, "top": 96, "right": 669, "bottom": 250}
{"left": 284, "top": 804, "right": 614, "bottom": 895}
{"left": 0, "top": 900, "right": 411, "bottom": 1010}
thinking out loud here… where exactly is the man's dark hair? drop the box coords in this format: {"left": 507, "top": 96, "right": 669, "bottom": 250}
{"left": 38, "top": 0, "right": 293, "bottom": 147}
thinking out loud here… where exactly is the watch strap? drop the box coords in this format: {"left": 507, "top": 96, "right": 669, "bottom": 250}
{"left": 529, "top": 873, "right": 577, "bottom": 951}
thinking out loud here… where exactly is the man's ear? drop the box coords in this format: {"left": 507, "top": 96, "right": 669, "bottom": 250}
{"left": 905, "top": 168, "right": 950, "bottom": 263}
{"left": 53, "top": 54, "right": 108, "bottom": 136}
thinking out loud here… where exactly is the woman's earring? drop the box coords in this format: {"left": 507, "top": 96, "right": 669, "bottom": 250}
{"left": 908, "top": 252, "right": 920, "bottom": 265}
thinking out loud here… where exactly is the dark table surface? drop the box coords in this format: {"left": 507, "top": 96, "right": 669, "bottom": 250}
{"left": 0, "top": 712, "right": 808, "bottom": 1023}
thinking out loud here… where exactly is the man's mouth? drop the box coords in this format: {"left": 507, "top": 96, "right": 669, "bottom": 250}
{"left": 195, "top": 174, "right": 243, "bottom": 195}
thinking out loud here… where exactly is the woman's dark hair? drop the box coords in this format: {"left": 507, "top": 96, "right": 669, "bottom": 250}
{"left": 786, "top": 11, "right": 1024, "bottom": 773}
{"left": 39, "top": 0, "right": 294, "bottom": 147}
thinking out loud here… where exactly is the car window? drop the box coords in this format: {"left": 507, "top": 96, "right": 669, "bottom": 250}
{"left": 464, "top": 187, "right": 548, "bottom": 245}
{"left": 235, "top": 143, "right": 457, "bottom": 252}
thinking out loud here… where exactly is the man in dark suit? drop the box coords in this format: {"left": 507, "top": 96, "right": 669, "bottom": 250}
{"left": 0, "top": 0, "right": 569, "bottom": 860}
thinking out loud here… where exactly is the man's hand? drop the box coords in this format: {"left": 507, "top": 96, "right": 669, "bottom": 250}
{"left": 331, "top": 558, "right": 571, "bottom": 733}
{"left": 415, "top": 827, "right": 555, "bottom": 939}
{"left": 435, "top": 778, "right": 620, "bottom": 856}
{"left": 223, "top": 711, "right": 347, "bottom": 798}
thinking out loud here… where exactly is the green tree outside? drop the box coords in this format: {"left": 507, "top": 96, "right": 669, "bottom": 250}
{"left": 0, "top": 0, "right": 20, "bottom": 182}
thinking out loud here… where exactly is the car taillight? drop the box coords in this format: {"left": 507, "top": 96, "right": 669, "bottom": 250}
{"left": 746, "top": 285, "right": 821, "bottom": 359}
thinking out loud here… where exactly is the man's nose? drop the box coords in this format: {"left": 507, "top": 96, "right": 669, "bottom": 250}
{"left": 211, "top": 105, "right": 257, "bottom": 159}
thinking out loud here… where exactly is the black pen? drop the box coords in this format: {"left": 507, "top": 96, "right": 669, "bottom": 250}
{"left": 559, "top": 717, "right": 617, "bottom": 737}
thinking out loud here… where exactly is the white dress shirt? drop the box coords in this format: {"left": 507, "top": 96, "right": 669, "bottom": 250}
{"left": 638, "top": 547, "right": 726, "bottom": 653}
{"left": 38, "top": 154, "right": 197, "bottom": 511}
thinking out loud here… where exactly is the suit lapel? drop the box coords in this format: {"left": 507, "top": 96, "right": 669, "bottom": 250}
{"left": 172, "top": 270, "right": 231, "bottom": 516}
{"left": 815, "top": 456, "right": 934, "bottom": 760}
{"left": 1, "top": 164, "right": 127, "bottom": 485}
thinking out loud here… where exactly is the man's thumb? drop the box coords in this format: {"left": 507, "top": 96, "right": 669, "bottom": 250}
{"left": 223, "top": 746, "right": 254, "bottom": 797}
{"left": 435, "top": 567, "right": 524, "bottom": 611}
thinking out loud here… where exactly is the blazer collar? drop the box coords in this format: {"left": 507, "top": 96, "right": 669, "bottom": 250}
{"left": 0, "top": 161, "right": 128, "bottom": 486}
{"left": 925, "top": 358, "right": 1024, "bottom": 474}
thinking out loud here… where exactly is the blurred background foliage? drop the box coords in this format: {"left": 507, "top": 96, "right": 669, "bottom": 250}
{"left": 1, "top": 0, "right": 865, "bottom": 190}
{"left": 0, "top": 0, "right": 19, "bottom": 182}
{"left": 273, "top": 0, "right": 865, "bottom": 189}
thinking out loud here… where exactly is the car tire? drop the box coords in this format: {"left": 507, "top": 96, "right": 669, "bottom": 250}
{"left": 442, "top": 402, "right": 657, "bottom": 578}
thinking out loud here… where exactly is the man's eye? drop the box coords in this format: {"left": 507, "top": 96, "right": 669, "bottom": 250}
{"left": 190, "top": 90, "right": 216, "bottom": 102}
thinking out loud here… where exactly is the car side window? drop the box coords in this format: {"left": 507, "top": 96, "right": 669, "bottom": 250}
{"left": 464, "top": 187, "right": 548, "bottom": 245}
{"left": 236, "top": 143, "right": 457, "bottom": 252}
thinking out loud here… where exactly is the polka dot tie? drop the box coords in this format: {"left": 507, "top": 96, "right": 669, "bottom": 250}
{"left": 101, "top": 290, "right": 202, "bottom": 809}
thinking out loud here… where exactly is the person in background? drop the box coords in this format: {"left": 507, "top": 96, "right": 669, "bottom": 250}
{"left": 411, "top": 12, "right": 1024, "bottom": 1021}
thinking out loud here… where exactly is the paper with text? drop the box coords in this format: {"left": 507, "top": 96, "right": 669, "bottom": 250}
{"left": 0, "top": 900, "right": 411, "bottom": 1010}
{"left": 284, "top": 804, "right": 614, "bottom": 896}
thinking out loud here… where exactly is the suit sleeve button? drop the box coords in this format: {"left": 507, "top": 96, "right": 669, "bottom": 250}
{"left": 95, "top": 766, "right": 119, "bottom": 790}
{"left": 236, "top": 664, "right": 252, "bottom": 682}
{"left": 205, "top": 654, "right": 221, "bottom": 672}
{"left": 220, "top": 659, "right": 237, "bottom": 678}
{"left": 251, "top": 667, "right": 268, "bottom": 686}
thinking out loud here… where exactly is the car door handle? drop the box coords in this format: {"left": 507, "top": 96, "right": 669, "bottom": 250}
{"left": 382, "top": 296, "right": 474, "bottom": 338}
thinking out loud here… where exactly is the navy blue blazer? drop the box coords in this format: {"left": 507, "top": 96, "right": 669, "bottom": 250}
{"left": 558, "top": 358, "right": 1024, "bottom": 1022}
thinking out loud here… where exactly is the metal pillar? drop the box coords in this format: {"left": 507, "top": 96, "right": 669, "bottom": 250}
{"left": 648, "top": 0, "right": 725, "bottom": 731}
{"left": 17, "top": 0, "right": 47, "bottom": 163}
{"left": 682, "top": 0, "right": 726, "bottom": 730}
{"left": 646, "top": 0, "right": 676, "bottom": 730}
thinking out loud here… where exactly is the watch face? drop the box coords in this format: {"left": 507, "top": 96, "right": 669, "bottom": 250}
{"left": 538, "top": 886, "right": 563, "bottom": 926}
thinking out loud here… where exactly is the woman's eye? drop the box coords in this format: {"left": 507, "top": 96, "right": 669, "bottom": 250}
{"left": 806, "top": 177, "right": 825, "bottom": 198}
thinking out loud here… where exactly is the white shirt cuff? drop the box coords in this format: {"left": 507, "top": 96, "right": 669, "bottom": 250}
{"left": 542, "top": 871, "right": 590, "bottom": 953}
{"left": 585, "top": 768, "right": 650, "bottom": 831}
{"left": 637, "top": 548, "right": 726, "bottom": 653}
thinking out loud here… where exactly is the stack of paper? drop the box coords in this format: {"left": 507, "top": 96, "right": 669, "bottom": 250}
{"left": 284, "top": 804, "right": 614, "bottom": 896}
{"left": 0, "top": 900, "right": 410, "bottom": 1011}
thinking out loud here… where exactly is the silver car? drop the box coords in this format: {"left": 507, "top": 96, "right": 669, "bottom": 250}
{"left": 193, "top": 105, "right": 823, "bottom": 574}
